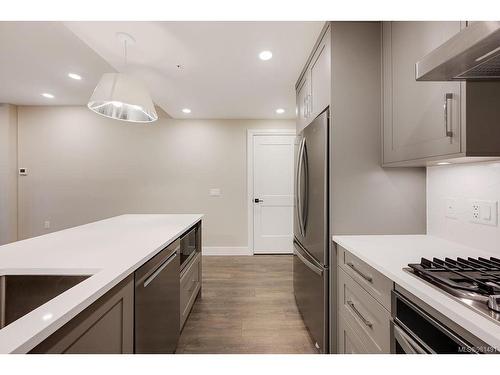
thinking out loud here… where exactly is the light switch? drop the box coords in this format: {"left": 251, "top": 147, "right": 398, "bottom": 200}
{"left": 209, "top": 188, "right": 221, "bottom": 197}
{"left": 482, "top": 206, "right": 492, "bottom": 221}
{"left": 445, "top": 198, "right": 458, "bottom": 219}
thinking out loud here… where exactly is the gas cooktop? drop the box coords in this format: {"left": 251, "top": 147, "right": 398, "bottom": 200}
{"left": 405, "top": 256, "right": 500, "bottom": 324}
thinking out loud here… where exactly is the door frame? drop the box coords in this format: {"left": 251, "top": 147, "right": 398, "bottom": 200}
{"left": 247, "top": 129, "right": 297, "bottom": 255}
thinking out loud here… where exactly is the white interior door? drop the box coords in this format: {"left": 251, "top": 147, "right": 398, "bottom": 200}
{"left": 252, "top": 134, "right": 295, "bottom": 254}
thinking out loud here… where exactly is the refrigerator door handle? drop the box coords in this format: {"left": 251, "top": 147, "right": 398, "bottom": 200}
{"left": 301, "top": 139, "right": 309, "bottom": 236}
{"left": 294, "top": 244, "right": 323, "bottom": 276}
{"left": 295, "top": 138, "right": 306, "bottom": 237}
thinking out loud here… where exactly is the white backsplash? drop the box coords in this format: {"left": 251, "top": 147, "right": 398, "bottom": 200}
{"left": 427, "top": 161, "right": 500, "bottom": 254}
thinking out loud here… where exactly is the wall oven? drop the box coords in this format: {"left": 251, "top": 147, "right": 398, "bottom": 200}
{"left": 391, "top": 285, "right": 494, "bottom": 354}
{"left": 180, "top": 223, "right": 201, "bottom": 272}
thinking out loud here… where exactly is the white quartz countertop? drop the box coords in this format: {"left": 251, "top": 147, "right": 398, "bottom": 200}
{"left": 0, "top": 214, "right": 203, "bottom": 353}
{"left": 332, "top": 234, "right": 500, "bottom": 351}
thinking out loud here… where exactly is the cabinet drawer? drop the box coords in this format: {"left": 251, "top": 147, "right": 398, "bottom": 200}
{"left": 180, "top": 253, "right": 201, "bottom": 329}
{"left": 338, "top": 267, "right": 391, "bottom": 353}
{"left": 338, "top": 315, "right": 370, "bottom": 354}
{"left": 338, "top": 245, "right": 392, "bottom": 310}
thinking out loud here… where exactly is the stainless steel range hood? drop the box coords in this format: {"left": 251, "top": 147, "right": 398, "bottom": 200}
{"left": 416, "top": 21, "right": 500, "bottom": 81}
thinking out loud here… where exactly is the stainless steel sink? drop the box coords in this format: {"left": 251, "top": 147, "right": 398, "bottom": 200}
{"left": 0, "top": 275, "right": 90, "bottom": 329}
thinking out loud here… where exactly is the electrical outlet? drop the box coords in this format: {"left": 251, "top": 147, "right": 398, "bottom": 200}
{"left": 44, "top": 220, "right": 50, "bottom": 229}
{"left": 471, "top": 202, "right": 480, "bottom": 222}
{"left": 471, "top": 200, "right": 498, "bottom": 226}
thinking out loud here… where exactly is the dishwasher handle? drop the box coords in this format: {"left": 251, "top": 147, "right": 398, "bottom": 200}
{"left": 143, "top": 251, "right": 178, "bottom": 288}
{"left": 393, "top": 323, "right": 428, "bottom": 354}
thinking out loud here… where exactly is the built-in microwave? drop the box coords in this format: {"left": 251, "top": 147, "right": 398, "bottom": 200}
{"left": 180, "top": 223, "right": 200, "bottom": 272}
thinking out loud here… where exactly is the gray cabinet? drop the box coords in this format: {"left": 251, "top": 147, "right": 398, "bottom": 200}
{"left": 382, "top": 21, "right": 462, "bottom": 165}
{"left": 180, "top": 252, "right": 201, "bottom": 329}
{"left": 309, "top": 30, "right": 331, "bottom": 119}
{"left": 382, "top": 21, "right": 500, "bottom": 166}
{"left": 296, "top": 24, "right": 331, "bottom": 134}
{"left": 296, "top": 74, "right": 310, "bottom": 134}
{"left": 338, "top": 315, "right": 369, "bottom": 354}
{"left": 338, "top": 268, "right": 391, "bottom": 353}
{"left": 336, "top": 245, "right": 392, "bottom": 354}
{"left": 30, "top": 275, "right": 134, "bottom": 354}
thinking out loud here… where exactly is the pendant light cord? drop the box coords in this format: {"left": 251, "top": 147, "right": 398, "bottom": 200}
{"left": 123, "top": 39, "right": 128, "bottom": 67}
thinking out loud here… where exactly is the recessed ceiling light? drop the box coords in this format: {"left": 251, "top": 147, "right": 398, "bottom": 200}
{"left": 68, "top": 73, "right": 82, "bottom": 80}
{"left": 437, "top": 162, "right": 451, "bottom": 165}
{"left": 182, "top": 108, "right": 191, "bottom": 114}
{"left": 259, "top": 50, "right": 273, "bottom": 61}
{"left": 276, "top": 108, "right": 285, "bottom": 114}
{"left": 41, "top": 93, "right": 54, "bottom": 99}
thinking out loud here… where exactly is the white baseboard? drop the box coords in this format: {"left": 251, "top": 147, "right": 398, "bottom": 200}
{"left": 253, "top": 249, "right": 293, "bottom": 255}
{"left": 202, "top": 246, "right": 252, "bottom": 256}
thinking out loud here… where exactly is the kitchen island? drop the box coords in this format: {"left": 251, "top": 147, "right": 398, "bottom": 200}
{"left": 0, "top": 214, "right": 202, "bottom": 354}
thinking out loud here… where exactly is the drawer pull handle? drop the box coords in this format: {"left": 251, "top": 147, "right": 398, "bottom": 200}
{"left": 346, "top": 262, "right": 373, "bottom": 283}
{"left": 347, "top": 300, "right": 373, "bottom": 328}
{"left": 443, "top": 93, "right": 453, "bottom": 138}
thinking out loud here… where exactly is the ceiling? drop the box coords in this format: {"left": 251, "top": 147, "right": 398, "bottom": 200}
{"left": 0, "top": 22, "right": 115, "bottom": 106}
{"left": 0, "top": 21, "right": 324, "bottom": 119}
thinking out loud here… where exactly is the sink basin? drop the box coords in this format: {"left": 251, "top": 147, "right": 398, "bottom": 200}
{"left": 0, "top": 275, "right": 90, "bottom": 329}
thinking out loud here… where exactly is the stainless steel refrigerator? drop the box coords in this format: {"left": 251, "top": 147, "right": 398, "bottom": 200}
{"left": 293, "top": 108, "right": 329, "bottom": 353}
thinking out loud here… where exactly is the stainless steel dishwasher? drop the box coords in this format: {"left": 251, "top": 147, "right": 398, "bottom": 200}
{"left": 135, "top": 239, "right": 180, "bottom": 353}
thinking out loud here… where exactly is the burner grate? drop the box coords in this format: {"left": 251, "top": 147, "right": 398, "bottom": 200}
{"left": 409, "top": 256, "right": 500, "bottom": 295}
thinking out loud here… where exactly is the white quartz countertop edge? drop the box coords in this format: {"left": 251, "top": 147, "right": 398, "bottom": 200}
{"left": 0, "top": 214, "right": 203, "bottom": 354}
{"left": 332, "top": 234, "right": 500, "bottom": 351}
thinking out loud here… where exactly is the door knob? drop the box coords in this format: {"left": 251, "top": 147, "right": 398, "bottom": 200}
{"left": 254, "top": 198, "right": 263, "bottom": 203}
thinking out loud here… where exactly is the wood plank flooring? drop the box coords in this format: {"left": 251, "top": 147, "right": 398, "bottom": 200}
{"left": 176, "top": 255, "right": 318, "bottom": 354}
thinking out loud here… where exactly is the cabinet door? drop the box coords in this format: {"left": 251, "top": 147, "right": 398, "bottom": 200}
{"left": 296, "top": 74, "right": 310, "bottom": 134}
{"left": 310, "top": 30, "right": 331, "bottom": 119}
{"left": 382, "top": 22, "right": 462, "bottom": 165}
{"left": 338, "top": 316, "right": 369, "bottom": 354}
{"left": 30, "top": 275, "right": 134, "bottom": 354}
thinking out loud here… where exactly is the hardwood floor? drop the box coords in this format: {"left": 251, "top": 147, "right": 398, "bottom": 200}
{"left": 176, "top": 255, "right": 318, "bottom": 354}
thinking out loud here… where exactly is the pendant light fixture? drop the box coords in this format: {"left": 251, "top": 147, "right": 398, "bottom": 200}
{"left": 87, "top": 32, "right": 158, "bottom": 123}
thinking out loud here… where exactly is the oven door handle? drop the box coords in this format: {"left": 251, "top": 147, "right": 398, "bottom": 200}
{"left": 393, "top": 324, "right": 428, "bottom": 354}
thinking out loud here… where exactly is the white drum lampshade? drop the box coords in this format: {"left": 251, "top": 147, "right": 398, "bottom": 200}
{"left": 88, "top": 73, "right": 158, "bottom": 123}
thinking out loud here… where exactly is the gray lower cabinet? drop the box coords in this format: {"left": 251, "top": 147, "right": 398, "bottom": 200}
{"left": 336, "top": 244, "right": 393, "bottom": 354}
{"left": 180, "top": 252, "right": 202, "bottom": 329}
{"left": 338, "top": 268, "right": 391, "bottom": 353}
{"left": 338, "top": 315, "right": 369, "bottom": 354}
{"left": 382, "top": 21, "right": 500, "bottom": 166}
{"left": 30, "top": 275, "right": 134, "bottom": 354}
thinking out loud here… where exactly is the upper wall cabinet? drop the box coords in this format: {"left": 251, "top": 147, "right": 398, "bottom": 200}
{"left": 382, "top": 22, "right": 500, "bottom": 167}
{"left": 296, "top": 25, "right": 331, "bottom": 134}
{"left": 296, "top": 73, "right": 310, "bottom": 133}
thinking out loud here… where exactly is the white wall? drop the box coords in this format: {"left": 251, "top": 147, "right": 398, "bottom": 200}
{"left": 427, "top": 161, "right": 500, "bottom": 253}
{"left": 17, "top": 106, "right": 294, "bottom": 247}
{"left": 0, "top": 104, "right": 18, "bottom": 245}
